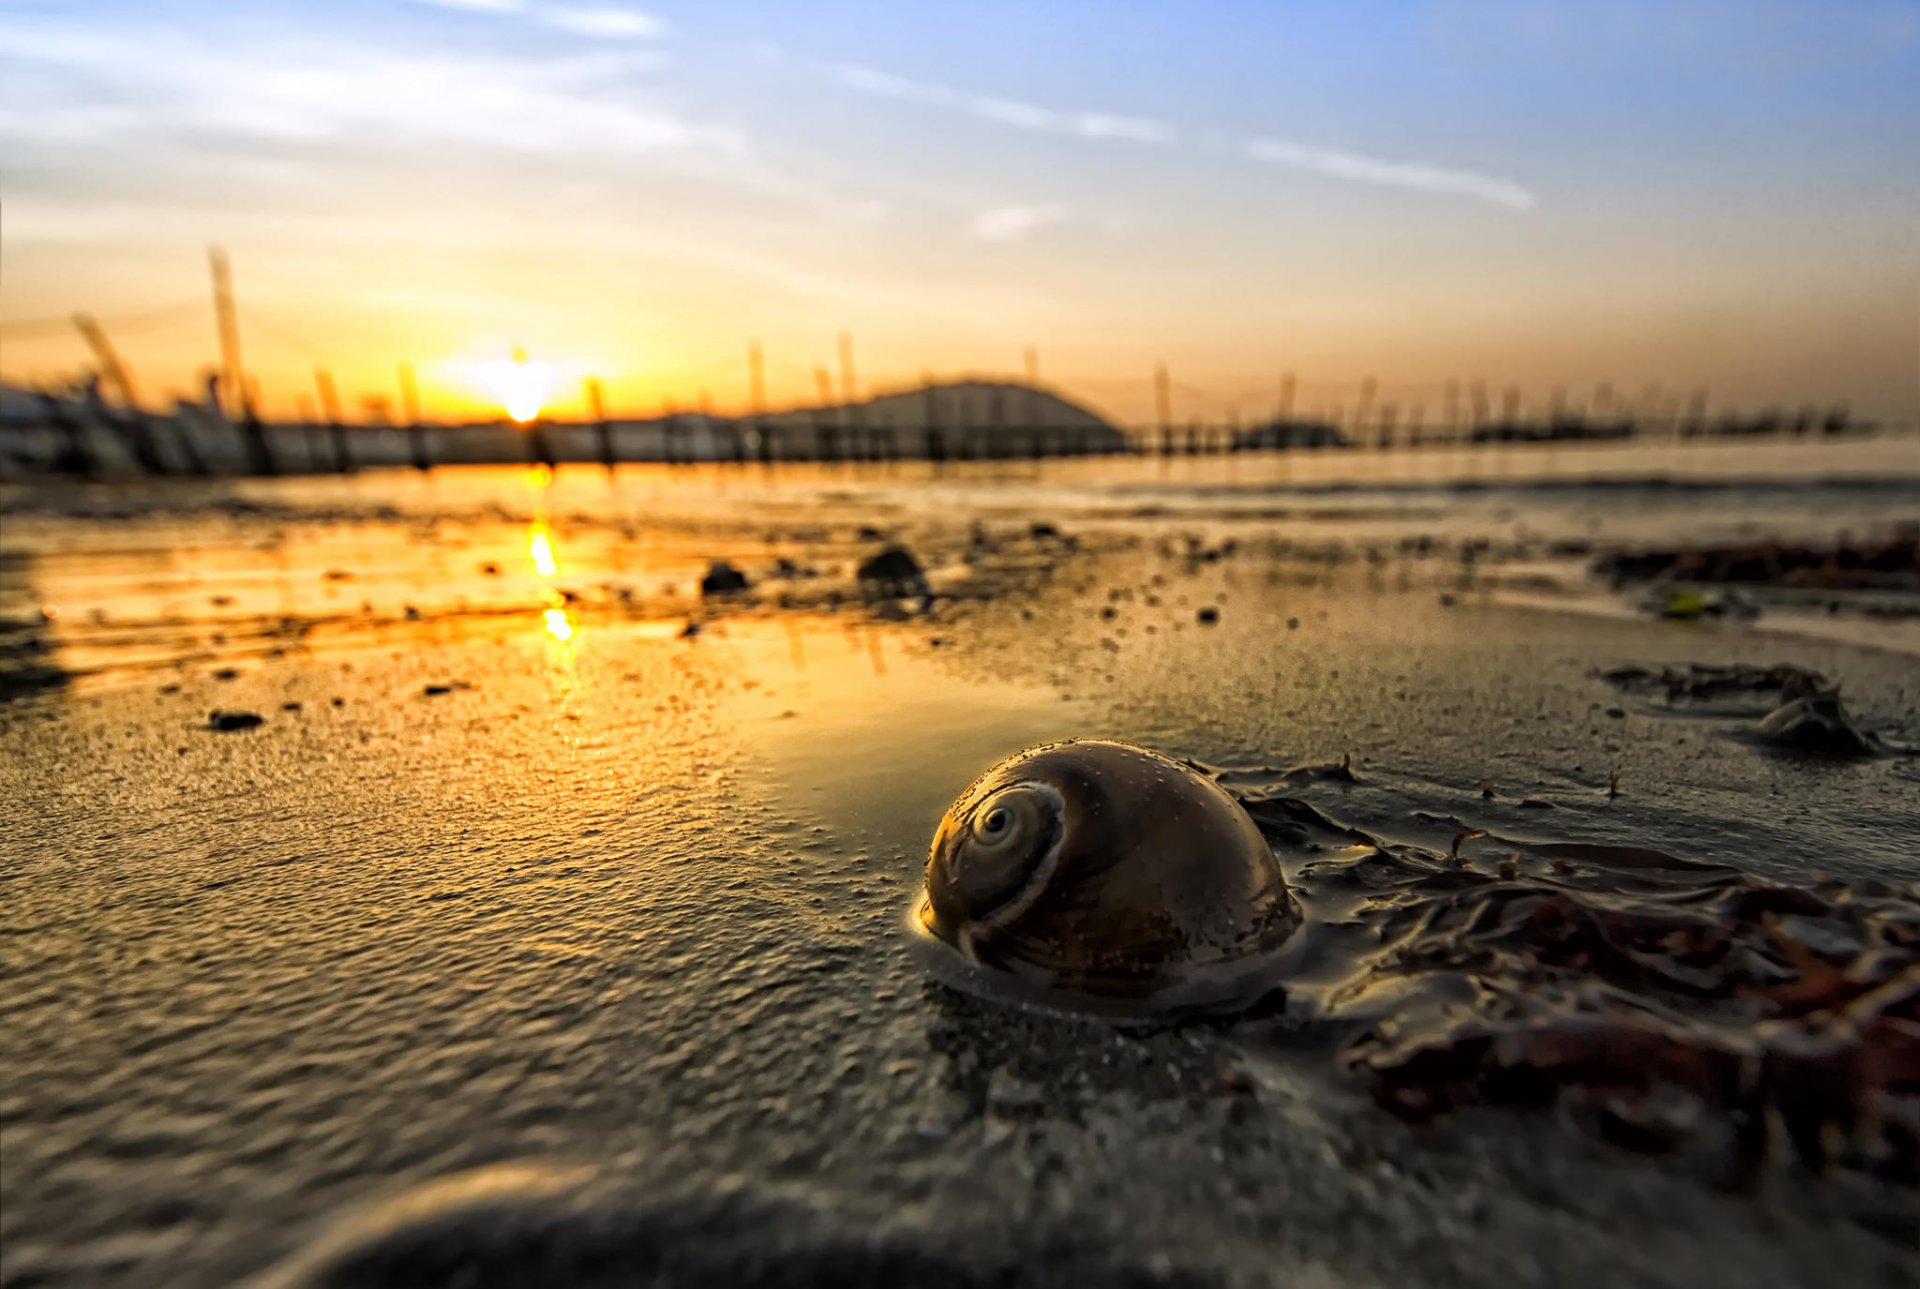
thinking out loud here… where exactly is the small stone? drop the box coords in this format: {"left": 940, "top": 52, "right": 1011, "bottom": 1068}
{"left": 699, "top": 561, "right": 751, "bottom": 596}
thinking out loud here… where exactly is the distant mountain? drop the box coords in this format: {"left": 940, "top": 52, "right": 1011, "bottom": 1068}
{"left": 747, "top": 379, "right": 1129, "bottom": 460}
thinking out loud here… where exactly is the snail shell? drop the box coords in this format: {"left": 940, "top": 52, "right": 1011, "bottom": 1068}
{"left": 912, "top": 740, "right": 1301, "bottom": 1018}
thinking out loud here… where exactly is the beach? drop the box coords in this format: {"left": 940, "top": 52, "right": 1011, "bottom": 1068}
{"left": 3, "top": 443, "right": 1919, "bottom": 1287}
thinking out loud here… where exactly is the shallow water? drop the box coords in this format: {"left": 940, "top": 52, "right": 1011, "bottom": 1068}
{"left": 3, "top": 452, "right": 1919, "bottom": 1286}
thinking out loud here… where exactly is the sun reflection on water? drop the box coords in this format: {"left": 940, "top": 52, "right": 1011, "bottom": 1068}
{"left": 523, "top": 470, "right": 577, "bottom": 647}
{"left": 528, "top": 523, "right": 559, "bottom": 578}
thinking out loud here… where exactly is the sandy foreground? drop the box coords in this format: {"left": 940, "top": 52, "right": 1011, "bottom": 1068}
{"left": 2, "top": 462, "right": 1918, "bottom": 1287}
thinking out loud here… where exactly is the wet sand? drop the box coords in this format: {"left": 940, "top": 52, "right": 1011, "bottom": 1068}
{"left": 3, "top": 458, "right": 1918, "bottom": 1287}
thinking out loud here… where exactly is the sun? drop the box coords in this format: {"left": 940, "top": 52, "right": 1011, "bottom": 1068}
{"left": 479, "top": 347, "right": 555, "bottom": 424}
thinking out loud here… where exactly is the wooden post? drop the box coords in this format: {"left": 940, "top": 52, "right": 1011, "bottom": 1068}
{"left": 400, "top": 362, "right": 430, "bottom": 472}
{"left": 922, "top": 371, "right": 944, "bottom": 464}
{"left": 586, "top": 376, "right": 613, "bottom": 468}
{"left": 659, "top": 400, "right": 679, "bottom": 466}
{"left": 314, "top": 367, "right": 350, "bottom": 473}
{"left": 1154, "top": 362, "right": 1172, "bottom": 456}
{"left": 294, "top": 393, "right": 323, "bottom": 470}
{"left": 1684, "top": 388, "right": 1708, "bottom": 439}
{"left": 1022, "top": 347, "right": 1042, "bottom": 456}
{"left": 39, "top": 390, "right": 97, "bottom": 476}
{"left": 837, "top": 331, "right": 862, "bottom": 460}
{"left": 747, "top": 341, "right": 774, "bottom": 464}
{"left": 208, "top": 247, "right": 247, "bottom": 420}
{"left": 72, "top": 312, "right": 171, "bottom": 475}
{"left": 812, "top": 366, "right": 838, "bottom": 462}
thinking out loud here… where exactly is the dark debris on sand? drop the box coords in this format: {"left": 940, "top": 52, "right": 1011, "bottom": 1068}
{"left": 206, "top": 710, "right": 265, "bottom": 732}
{"left": 1595, "top": 528, "right": 1920, "bottom": 591}
{"left": 1597, "top": 662, "right": 1899, "bottom": 758}
{"left": 1597, "top": 662, "right": 1828, "bottom": 704}
{"left": 699, "top": 561, "right": 751, "bottom": 596}
{"left": 1235, "top": 792, "right": 1920, "bottom": 1198}
{"left": 1755, "top": 694, "right": 1885, "bottom": 758}
{"left": 856, "top": 545, "right": 931, "bottom": 600}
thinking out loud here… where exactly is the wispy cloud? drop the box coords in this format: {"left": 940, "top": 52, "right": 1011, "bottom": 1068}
{"left": 833, "top": 62, "right": 1176, "bottom": 146}
{"left": 826, "top": 58, "right": 1532, "bottom": 210}
{"left": 0, "top": 26, "right": 704, "bottom": 155}
{"left": 1245, "top": 138, "right": 1537, "bottom": 210}
{"left": 539, "top": 7, "right": 666, "bottom": 39}
{"left": 972, "top": 204, "right": 1071, "bottom": 242}
{"left": 415, "top": 0, "right": 527, "bottom": 12}
{"left": 413, "top": 0, "right": 667, "bottom": 39}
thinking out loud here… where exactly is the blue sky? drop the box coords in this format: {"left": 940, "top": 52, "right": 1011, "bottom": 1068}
{"left": 2, "top": 0, "right": 1915, "bottom": 422}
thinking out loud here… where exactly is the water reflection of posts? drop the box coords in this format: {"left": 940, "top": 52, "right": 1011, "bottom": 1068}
{"left": 314, "top": 367, "right": 349, "bottom": 473}
{"left": 400, "top": 362, "right": 430, "bottom": 472}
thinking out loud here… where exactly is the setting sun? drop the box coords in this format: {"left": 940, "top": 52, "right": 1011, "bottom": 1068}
{"left": 478, "top": 348, "right": 553, "bottom": 425}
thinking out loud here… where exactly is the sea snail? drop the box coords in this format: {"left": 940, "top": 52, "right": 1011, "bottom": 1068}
{"left": 913, "top": 740, "right": 1301, "bottom": 1018}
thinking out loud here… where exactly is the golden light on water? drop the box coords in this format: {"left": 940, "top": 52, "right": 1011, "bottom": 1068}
{"left": 524, "top": 512, "right": 575, "bottom": 644}
{"left": 527, "top": 523, "right": 559, "bottom": 578}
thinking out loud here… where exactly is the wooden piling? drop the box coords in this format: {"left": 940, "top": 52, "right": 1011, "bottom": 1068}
{"left": 586, "top": 376, "right": 614, "bottom": 469}
{"left": 813, "top": 366, "right": 838, "bottom": 462}
{"left": 400, "top": 362, "right": 431, "bottom": 472}
{"left": 1155, "top": 362, "right": 1172, "bottom": 456}
{"left": 314, "top": 367, "right": 349, "bottom": 473}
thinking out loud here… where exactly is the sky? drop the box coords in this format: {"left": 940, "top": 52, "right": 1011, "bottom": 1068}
{"left": 1, "top": 0, "right": 1917, "bottom": 425}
